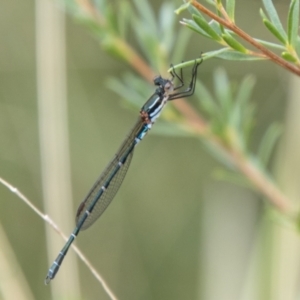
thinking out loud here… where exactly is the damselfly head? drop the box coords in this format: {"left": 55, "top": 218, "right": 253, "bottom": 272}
{"left": 153, "top": 76, "right": 169, "bottom": 88}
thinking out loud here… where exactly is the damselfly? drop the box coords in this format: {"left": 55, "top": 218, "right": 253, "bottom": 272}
{"left": 45, "top": 60, "right": 202, "bottom": 284}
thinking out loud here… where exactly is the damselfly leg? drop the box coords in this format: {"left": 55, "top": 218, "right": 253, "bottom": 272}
{"left": 169, "top": 59, "right": 202, "bottom": 100}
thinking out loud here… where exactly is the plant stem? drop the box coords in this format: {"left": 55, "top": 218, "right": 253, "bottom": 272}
{"left": 230, "top": 148, "right": 292, "bottom": 213}
{"left": 75, "top": 0, "right": 294, "bottom": 214}
{"left": 181, "top": 115, "right": 293, "bottom": 214}
{"left": 191, "top": 0, "right": 300, "bottom": 77}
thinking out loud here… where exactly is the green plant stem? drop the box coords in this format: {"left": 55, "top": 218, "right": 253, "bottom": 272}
{"left": 191, "top": 0, "right": 300, "bottom": 76}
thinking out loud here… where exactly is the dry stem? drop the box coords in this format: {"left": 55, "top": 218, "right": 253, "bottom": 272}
{"left": 0, "top": 178, "right": 119, "bottom": 300}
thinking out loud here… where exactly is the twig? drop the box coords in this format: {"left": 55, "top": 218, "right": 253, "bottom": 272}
{"left": 0, "top": 177, "right": 119, "bottom": 300}
{"left": 180, "top": 118, "right": 293, "bottom": 214}
{"left": 230, "top": 147, "right": 292, "bottom": 213}
{"left": 191, "top": 0, "right": 300, "bottom": 77}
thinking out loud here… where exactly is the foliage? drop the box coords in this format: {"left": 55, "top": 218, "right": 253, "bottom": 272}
{"left": 2, "top": 1, "right": 299, "bottom": 299}
{"left": 177, "top": 0, "right": 300, "bottom": 65}
{"left": 52, "top": 0, "right": 300, "bottom": 216}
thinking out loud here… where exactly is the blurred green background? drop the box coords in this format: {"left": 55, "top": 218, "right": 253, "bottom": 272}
{"left": 0, "top": 0, "right": 299, "bottom": 300}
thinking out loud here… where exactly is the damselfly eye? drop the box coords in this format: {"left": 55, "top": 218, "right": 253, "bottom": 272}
{"left": 153, "top": 76, "right": 163, "bottom": 86}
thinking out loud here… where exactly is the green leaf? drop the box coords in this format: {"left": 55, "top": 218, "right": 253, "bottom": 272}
{"left": 174, "top": 2, "right": 191, "bottom": 15}
{"left": 193, "top": 15, "right": 222, "bottom": 41}
{"left": 259, "top": 8, "right": 269, "bottom": 20}
{"left": 238, "top": 95, "right": 254, "bottom": 145}
{"left": 131, "top": 22, "right": 157, "bottom": 65}
{"left": 209, "top": 20, "right": 223, "bottom": 35}
{"left": 228, "top": 108, "right": 242, "bottom": 139}
{"left": 106, "top": 74, "right": 152, "bottom": 107}
{"left": 195, "top": 80, "right": 219, "bottom": 117}
{"left": 235, "top": 75, "right": 256, "bottom": 107}
{"left": 202, "top": 48, "right": 231, "bottom": 59}
{"left": 296, "top": 36, "right": 300, "bottom": 55}
{"left": 102, "top": 35, "right": 132, "bottom": 61}
{"left": 118, "top": 1, "right": 131, "bottom": 38}
{"left": 221, "top": 33, "right": 247, "bottom": 53}
{"left": 254, "top": 38, "right": 285, "bottom": 50}
{"left": 171, "top": 48, "right": 262, "bottom": 64}
{"left": 263, "top": 18, "right": 287, "bottom": 44}
{"left": 181, "top": 19, "right": 211, "bottom": 38}
{"left": 281, "top": 51, "right": 298, "bottom": 62}
{"left": 204, "top": 0, "right": 216, "bottom": 5}
{"left": 159, "top": 2, "right": 175, "bottom": 53}
{"left": 215, "top": 50, "right": 265, "bottom": 60}
{"left": 186, "top": 1, "right": 206, "bottom": 18}
{"left": 226, "top": 0, "right": 235, "bottom": 21}
{"left": 168, "top": 54, "right": 213, "bottom": 73}
{"left": 262, "top": 0, "right": 287, "bottom": 38}
{"left": 258, "top": 123, "right": 282, "bottom": 166}
{"left": 131, "top": 1, "right": 177, "bottom": 70}
{"left": 287, "top": 0, "right": 299, "bottom": 47}
{"left": 233, "top": 76, "right": 256, "bottom": 145}
{"left": 132, "top": 0, "right": 157, "bottom": 34}
{"left": 214, "top": 68, "right": 232, "bottom": 120}
{"left": 171, "top": 27, "right": 192, "bottom": 63}
{"left": 213, "top": 169, "right": 253, "bottom": 189}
